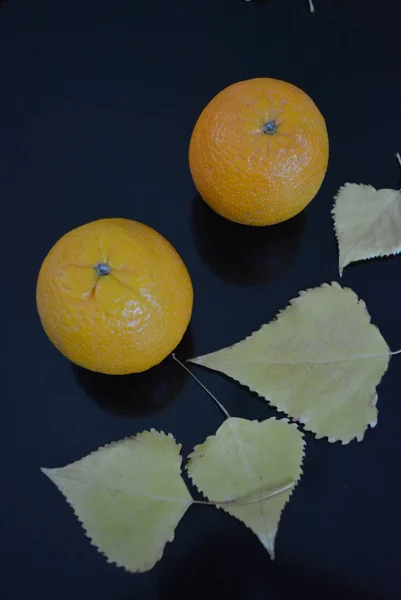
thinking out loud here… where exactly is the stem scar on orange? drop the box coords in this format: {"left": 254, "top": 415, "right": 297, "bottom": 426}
{"left": 189, "top": 78, "right": 329, "bottom": 226}
{"left": 36, "top": 218, "right": 193, "bottom": 375}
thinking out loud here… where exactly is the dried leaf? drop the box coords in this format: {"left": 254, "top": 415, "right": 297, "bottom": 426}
{"left": 187, "top": 417, "right": 304, "bottom": 559}
{"left": 189, "top": 283, "right": 390, "bottom": 444}
{"left": 333, "top": 155, "right": 401, "bottom": 274}
{"left": 42, "top": 431, "right": 192, "bottom": 572}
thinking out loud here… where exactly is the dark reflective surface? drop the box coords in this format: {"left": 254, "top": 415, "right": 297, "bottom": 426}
{"left": 3, "top": 1, "right": 401, "bottom": 599}
{"left": 72, "top": 326, "right": 194, "bottom": 418}
{"left": 161, "top": 531, "right": 379, "bottom": 600}
{"left": 192, "top": 194, "right": 306, "bottom": 285}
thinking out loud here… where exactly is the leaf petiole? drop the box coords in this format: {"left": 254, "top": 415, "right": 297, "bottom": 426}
{"left": 172, "top": 353, "right": 231, "bottom": 419}
{"left": 192, "top": 481, "right": 294, "bottom": 507}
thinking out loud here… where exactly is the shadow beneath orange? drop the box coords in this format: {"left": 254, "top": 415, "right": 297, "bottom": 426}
{"left": 71, "top": 326, "right": 194, "bottom": 418}
{"left": 192, "top": 194, "right": 306, "bottom": 285}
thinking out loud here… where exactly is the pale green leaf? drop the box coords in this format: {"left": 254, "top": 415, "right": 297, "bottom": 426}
{"left": 190, "top": 283, "right": 390, "bottom": 444}
{"left": 42, "top": 431, "right": 193, "bottom": 572}
{"left": 187, "top": 417, "right": 304, "bottom": 559}
{"left": 333, "top": 159, "right": 401, "bottom": 275}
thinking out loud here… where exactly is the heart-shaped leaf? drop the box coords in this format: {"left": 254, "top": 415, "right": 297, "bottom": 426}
{"left": 333, "top": 155, "right": 401, "bottom": 274}
{"left": 187, "top": 417, "right": 304, "bottom": 559}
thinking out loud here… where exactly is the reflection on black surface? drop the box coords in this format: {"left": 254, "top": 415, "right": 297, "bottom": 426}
{"left": 192, "top": 195, "right": 305, "bottom": 285}
{"left": 72, "top": 326, "right": 194, "bottom": 418}
{"left": 160, "top": 531, "right": 378, "bottom": 600}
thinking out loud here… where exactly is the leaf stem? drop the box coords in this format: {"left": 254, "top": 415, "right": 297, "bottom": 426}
{"left": 193, "top": 482, "right": 294, "bottom": 507}
{"left": 309, "top": 0, "right": 315, "bottom": 13}
{"left": 172, "top": 354, "right": 231, "bottom": 419}
{"left": 391, "top": 348, "right": 401, "bottom": 356}
{"left": 396, "top": 153, "right": 401, "bottom": 169}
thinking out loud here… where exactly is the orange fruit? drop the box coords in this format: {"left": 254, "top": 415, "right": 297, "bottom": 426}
{"left": 36, "top": 218, "right": 193, "bottom": 375}
{"left": 189, "top": 78, "right": 329, "bottom": 226}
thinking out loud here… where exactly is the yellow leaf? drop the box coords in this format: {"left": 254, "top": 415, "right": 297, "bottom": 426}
{"left": 187, "top": 417, "right": 304, "bottom": 559}
{"left": 333, "top": 155, "right": 401, "bottom": 275}
{"left": 190, "top": 283, "right": 390, "bottom": 444}
{"left": 42, "top": 431, "right": 193, "bottom": 572}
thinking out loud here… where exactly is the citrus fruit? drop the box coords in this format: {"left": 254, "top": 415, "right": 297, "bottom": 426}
{"left": 36, "top": 218, "right": 193, "bottom": 374}
{"left": 189, "top": 78, "right": 329, "bottom": 226}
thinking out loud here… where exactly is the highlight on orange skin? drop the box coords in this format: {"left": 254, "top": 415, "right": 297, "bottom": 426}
{"left": 189, "top": 78, "right": 329, "bottom": 226}
{"left": 36, "top": 218, "right": 193, "bottom": 374}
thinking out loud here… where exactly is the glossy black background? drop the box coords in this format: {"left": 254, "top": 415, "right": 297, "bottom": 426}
{"left": 1, "top": 1, "right": 401, "bottom": 598}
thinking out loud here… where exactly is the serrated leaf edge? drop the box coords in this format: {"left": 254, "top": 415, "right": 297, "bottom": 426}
{"left": 185, "top": 417, "right": 305, "bottom": 559}
{"left": 332, "top": 183, "right": 401, "bottom": 275}
{"left": 189, "top": 282, "right": 390, "bottom": 444}
{"left": 42, "top": 430, "right": 192, "bottom": 573}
